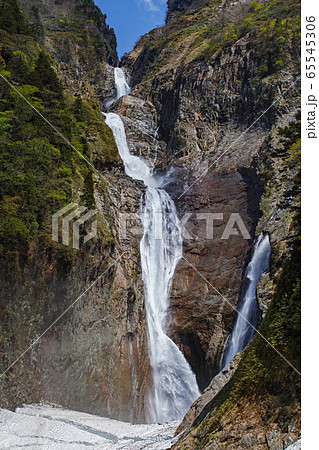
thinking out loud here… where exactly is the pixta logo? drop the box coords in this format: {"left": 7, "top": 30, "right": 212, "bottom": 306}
{"left": 118, "top": 212, "right": 251, "bottom": 241}
{"left": 52, "top": 203, "right": 97, "bottom": 249}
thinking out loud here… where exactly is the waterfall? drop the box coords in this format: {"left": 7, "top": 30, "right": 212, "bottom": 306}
{"left": 104, "top": 67, "right": 131, "bottom": 107}
{"left": 140, "top": 188, "right": 200, "bottom": 423}
{"left": 221, "top": 234, "right": 271, "bottom": 368}
{"left": 103, "top": 69, "right": 200, "bottom": 423}
{"left": 114, "top": 67, "right": 131, "bottom": 99}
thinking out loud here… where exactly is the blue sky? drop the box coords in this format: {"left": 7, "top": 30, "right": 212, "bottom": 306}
{"left": 94, "top": 0, "right": 168, "bottom": 58}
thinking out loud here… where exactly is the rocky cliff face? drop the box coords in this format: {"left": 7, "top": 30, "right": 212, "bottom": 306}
{"left": 166, "top": 0, "right": 209, "bottom": 21}
{"left": 122, "top": 0, "right": 300, "bottom": 387}
{"left": 0, "top": 0, "right": 151, "bottom": 423}
{"left": 0, "top": 172, "right": 151, "bottom": 422}
{"left": 0, "top": 0, "right": 301, "bottom": 438}
{"left": 172, "top": 113, "right": 301, "bottom": 448}
{"left": 18, "top": 0, "right": 118, "bottom": 101}
{"left": 120, "top": 0, "right": 300, "bottom": 444}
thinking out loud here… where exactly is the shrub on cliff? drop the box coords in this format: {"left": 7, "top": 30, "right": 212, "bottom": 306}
{"left": 0, "top": 11, "right": 117, "bottom": 279}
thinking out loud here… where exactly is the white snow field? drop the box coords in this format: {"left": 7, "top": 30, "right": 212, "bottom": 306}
{"left": 0, "top": 404, "right": 179, "bottom": 449}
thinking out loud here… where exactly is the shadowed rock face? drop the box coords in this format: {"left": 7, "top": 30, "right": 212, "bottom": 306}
{"left": 0, "top": 0, "right": 300, "bottom": 433}
{"left": 18, "top": 0, "right": 118, "bottom": 100}
{"left": 120, "top": 1, "right": 300, "bottom": 441}
{"left": 166, "top": 165, "right": 262, "bottom": 387}
{"left": 0, "top": 163, "right": 152, "bottom": 423}
{"left": 166, "top": 0, "right": 210, "bottom": 22}
{"left": 121, "top": 20, "right": 299, "bottom": 393}
{"left": 34, "top": 176, "right": 150, "bottom": 423}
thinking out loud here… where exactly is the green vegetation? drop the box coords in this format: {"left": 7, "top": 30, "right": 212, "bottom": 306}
{"left": 183, "top": 115, "right": 301, "bottom": 446}
{"left": 132, "top": 0, "right": 300, "bottom": 80}
{"left": 0, "top": 0, "right": 27, "bottom": 35}
{"left": 0, "top": 0, "right": 118, "bottom": 279}
{"left": 275, "top": 110, "right": 301, "bottom": 156}
{"left": 0, "top": 0, "right": 43, "bottom": 38}
{"left": 20, "top": 0, "right": 118, "bottom": 66}
{"left": 200, "top": 236, "right": 301, "bottom": 442}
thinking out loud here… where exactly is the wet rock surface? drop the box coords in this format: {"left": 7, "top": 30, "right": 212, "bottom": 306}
{"left": 175, "top": 354, "right": 241, "bottom": 436}
{"left": 121, "top": 0, "right": 301, "bottom": 444}
{"left": 1, "top": 0, "right": 300, "bottom": 436}
{"left": 0, "top": 165, "right": 151, "bottom": 423}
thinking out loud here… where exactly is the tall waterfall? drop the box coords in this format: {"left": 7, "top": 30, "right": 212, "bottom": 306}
{"left": 221, "top": 234, "right": 271, "bottom": 368}
{"left": 104, "top": 69, "right": 200, "bottom": 423}
{"left": 140, "top": 188, "right": 200, "bottom": 422}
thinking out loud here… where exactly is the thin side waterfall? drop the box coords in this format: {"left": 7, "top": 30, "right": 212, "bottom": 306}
{"left": 104, "top": 69, "right": 200, "bottom": 423}
{"left": 221, "top": 234, "right": 271, "bottom": 368}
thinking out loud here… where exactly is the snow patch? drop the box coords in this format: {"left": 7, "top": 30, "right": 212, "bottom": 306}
{"left": 0, "top": 404, "right": 179, "bottom": 449}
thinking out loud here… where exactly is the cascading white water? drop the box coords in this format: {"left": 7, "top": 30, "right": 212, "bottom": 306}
{"left": 140, "top": 188, "right": 200, "bottom": 422}
{"left": 221, "top": 234, "right": 271, "bottom": 368}
{"left": 114, "top": 67, "right": 131, "bottom": 99}
{"left": 103, "top": 69, "right": 200, "bottom": 423}
{"left": 104, "top": 67, "right": 131, "bottom": 107}
{"left": 102, "top": 113, "right": 159, "bottom": 187}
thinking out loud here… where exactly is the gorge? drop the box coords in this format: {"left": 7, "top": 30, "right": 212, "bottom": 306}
{"left": 0, "top": 0, "right": 301, "bottom": 448}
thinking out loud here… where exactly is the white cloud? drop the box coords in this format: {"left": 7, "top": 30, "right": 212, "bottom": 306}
{"left": 136, "top": 0, "right": 160, "bottom": 12}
